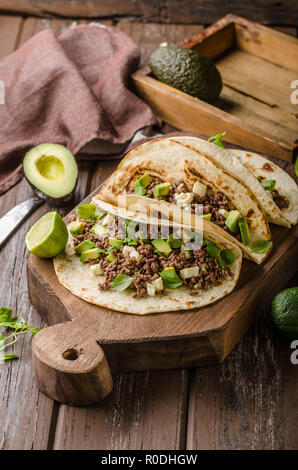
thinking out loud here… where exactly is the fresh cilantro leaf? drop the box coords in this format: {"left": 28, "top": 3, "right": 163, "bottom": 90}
{"left": 208, "top": 132, "right": 226, "bottom": 148}
{"left": 251, "top": 240, "right": 272, "bottom": 254}
{"left": 111, "top": 274, "right": 133, "bottom": 291}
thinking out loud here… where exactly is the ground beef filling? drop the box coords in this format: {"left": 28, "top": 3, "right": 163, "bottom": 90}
{"left": 69, "top": 215, "right": 231, "bottom": 298}
{"left": 131, "top": 178, "right": 241, "bottom": 240}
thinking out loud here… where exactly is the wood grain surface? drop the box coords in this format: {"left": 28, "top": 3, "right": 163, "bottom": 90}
{"left": 0, "top": 13, "right": 297, "bottom": 450}
{"left": 0, "top": 1, "right": 298, "bottom": 26}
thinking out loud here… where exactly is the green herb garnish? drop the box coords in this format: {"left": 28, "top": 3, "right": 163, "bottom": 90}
{"left": 111, "top": 274, "right": 133, "bottom": 291}
{"left": 95, "top": 209, "right": 107, "bottom": 220}
{"left": 208, "top": 132, "right": 225, "bottom": 148}
{"left": 160, "top": 269, "right": 182, "bottom": 289}
{"left": 201, "top": 265, "right": 208, "bottom": 273}
{"left": 251, "top": 240, "right": 272, "bottom": 254}
{"left": 218, "top": 250, "right": 235, "bottom": 268}
{"left": 206, "top": 241, "right": 220, "bottom": 258}
{"left": 76, "top": 204, "right": 97, "bottom": 222}
{"left": 0, "top": 308, "right": 39, "bottom": 362}
{"left": 261, "top": 180, "right": 276, "bottom": 192}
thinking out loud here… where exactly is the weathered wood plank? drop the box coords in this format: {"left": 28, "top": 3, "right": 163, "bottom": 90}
{"left": 186, "top": 283, "right": 298, "bottom": 450}
{"left": 0, "top": 15, "right": 22, "bottom": 59}
{"left": 0, "top": 1, "right": 298, "bottom": 26}
{"left": 118, "top": 21, "right": 204, "bottom": 67}
{"left": 0, "top": 15, "right": 96, "bottom": 449}
{"left": 54, "top": 370, "right": 189, "bottom": 449}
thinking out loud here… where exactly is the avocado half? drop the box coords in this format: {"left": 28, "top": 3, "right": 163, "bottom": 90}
{"left": 23, "top": 143, "right": 78, "bottom": 205}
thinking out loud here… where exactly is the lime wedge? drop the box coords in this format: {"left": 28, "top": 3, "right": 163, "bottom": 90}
{"left": 25, "top": 211, "right": 68, "bottom": 258}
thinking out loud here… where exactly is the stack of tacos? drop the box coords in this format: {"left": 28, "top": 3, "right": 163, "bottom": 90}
{"left": 54, "top": 136, "right": 297, "bottom": 314}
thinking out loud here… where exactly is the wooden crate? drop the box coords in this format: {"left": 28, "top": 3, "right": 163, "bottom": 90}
{"left": 133, "top": 14, "right": 298, "bottom": 162}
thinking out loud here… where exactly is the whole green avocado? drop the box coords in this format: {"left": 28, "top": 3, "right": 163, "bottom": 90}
{"left": 149, "top": 45, "right": 222, "bottom": 103}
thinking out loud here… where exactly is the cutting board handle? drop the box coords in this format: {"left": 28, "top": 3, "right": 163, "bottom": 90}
{"left": 32, "top": 317, "right": 113, "bottom": 406}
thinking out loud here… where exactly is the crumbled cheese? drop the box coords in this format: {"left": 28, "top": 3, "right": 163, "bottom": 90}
{"left": 180, "top": 244, "right": 191, "bottom": 259}
{"left": 90, "top": 264, "right": 102, "bottom": 276}
{"left": 129, "top": 249, "right": 141, "bottom": 262}
{"left": 174, "top": 192, "right": 194, "bottom": 207}
{"left": 218, "top": 208, "right": 229, "bottom": 219}
{"left": 146, "top": 283, "right": 156, "bottom": 296}
{"left": 123, "top": 245, "right": 136, "bottom": 258}
{"left": 152, "top": 277, "right": 163, "bottom": 291}
{"left": 101, "top": 213, "right": 114, "bottom": 226}
{"left": 181, "top": 230, "right": 192, "bottom": 244}
{"left": 193, "top": 181, "right": 207, "bottom": 197}
{"left": 180, "top": 266, "right": 199, "bottom": 280}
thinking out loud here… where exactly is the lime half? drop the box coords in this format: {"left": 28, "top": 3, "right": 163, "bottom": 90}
{"left": 25, "top": 211, "right": 68, "bottom": 258}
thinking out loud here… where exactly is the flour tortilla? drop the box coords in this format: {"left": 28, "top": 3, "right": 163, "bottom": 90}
{"left": 170, "top": 136, "right": 291, "bottom": 228}
{"left": 54, "top": 197, "right": 242, "bottom": 315}
{"left": 227, "top": 149, "right": 298, "bottom": 226}
{"left": 99, "top": 138, "right": 272, "bottom": 263}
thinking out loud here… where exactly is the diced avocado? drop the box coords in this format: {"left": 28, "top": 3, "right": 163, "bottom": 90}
{"left": 149, "top": 45, "right": 222, "bottom": 103}
{"left": 105, "top": 252, "right": 116, "bottom": 263}
{"left": 74, "top": 240, "right": 95, "bottom": 255}
{"left": 164, "top": 266, "right": 176, "bottom": 272}
{"left": 153, "top": 182, "right": 171, "bottom": 197}
{"left": 69, "top": 221, "right": 84, "bottom": 235}
{"left": 76, "top": 204, "right": 97, "bottom": 221}
{"left": 135, "top": 174, "right": 151, "bottom": 195}
{"left": 202, "top": 213, "right": 212, "bottom": 221}
{"left": 109, "top": 238, "right": 123, "bottom": 249}
{"left": 152, "top": 238, "right": 172, "bottom": 256}
{"left": 23, "top": 143, "right": 78, "bottom": 205}
{"left": 225, "top": 210, "right": 241, "bottom": 233}
{"left": 167, "top": 237, "right": 182, "bottom": 249}
{"left": 80, "top": 248, "right": 103, "bottom": 263}
{"left": 90, "top": 224, "right": 109, "bottom": 237}
{"left": 238, "top": 217, "right": 250, "bottom": 245}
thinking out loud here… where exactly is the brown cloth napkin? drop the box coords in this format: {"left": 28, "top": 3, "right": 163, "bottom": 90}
{"left": 0, "top": 23, "right": 158, "bottom": 195}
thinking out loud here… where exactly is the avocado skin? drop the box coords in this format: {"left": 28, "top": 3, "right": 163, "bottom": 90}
{"left": 149, "top": 45, "right": 222, "bottom": 103}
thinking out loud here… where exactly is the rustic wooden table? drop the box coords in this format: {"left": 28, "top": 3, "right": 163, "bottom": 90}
{"left": 0, "top": 3, "right": 298, "bottom": 450}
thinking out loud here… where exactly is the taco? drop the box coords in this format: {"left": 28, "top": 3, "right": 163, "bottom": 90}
{"left": 227, "top": 149, "right": 298, "bottom": 226}
{"left": 99, "top": 138, "right": 273, "bottom": 263}
{"left": 54, "top": 196, "right": 242, "bottom": 315}
{"left": 170, "top": 135, "right": 294, "bottom": 228}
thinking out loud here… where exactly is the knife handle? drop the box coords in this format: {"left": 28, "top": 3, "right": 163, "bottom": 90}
{"left": 0, "top": 198, "right": 43, "bottom": 251}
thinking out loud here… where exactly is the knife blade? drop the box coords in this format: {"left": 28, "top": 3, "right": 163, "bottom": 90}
{"left": 0, "top": 198, "right": 43, "bottom": 250}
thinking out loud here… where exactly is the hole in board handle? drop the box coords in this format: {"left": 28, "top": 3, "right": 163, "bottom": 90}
{"left": 62, "top": 348, "right": 79, "bottom": 361}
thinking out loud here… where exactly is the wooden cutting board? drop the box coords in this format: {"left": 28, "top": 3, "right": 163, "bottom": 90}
{"left": 27, "top": 136, "right": 298, "bottom": 406}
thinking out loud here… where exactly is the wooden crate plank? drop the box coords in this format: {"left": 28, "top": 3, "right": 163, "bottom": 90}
{"left": 54, "top": 369, "right": 189, "bottom": 450}
{"left": 0, "top": 15, "right": 22, "bottom": 59}
{"left": 219, "top": 86, "right": 298, "bottom": 144}
{"left": 0, "top": 1, "right": 298, "bottom": 26}
{"left": 215, "top": 49, "right": 298, "bottom": 116}
{"left": 186, "top": 289, "right": 298, "bottom": 450}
